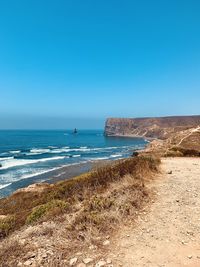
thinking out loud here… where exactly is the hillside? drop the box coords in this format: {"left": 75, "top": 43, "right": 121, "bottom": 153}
{"left": 105, "top": 115, "right": 200, "bottom": 139}
{"left": 0, "top": 157, "right": 160, "bottom": 267}
{"left": 141, "top": 126, "right": 200, "bottom": 157}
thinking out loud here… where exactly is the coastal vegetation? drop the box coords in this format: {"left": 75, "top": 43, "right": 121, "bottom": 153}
{"left": 0, "top": 156, "right": 160, "bottom": 266}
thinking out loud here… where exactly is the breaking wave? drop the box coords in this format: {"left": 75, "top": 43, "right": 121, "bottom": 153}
{"left": 0, "top": 156, "right": 66, "bottom": 170}
{"left": 0, "top": 183, "right": 12, "bottom": 190}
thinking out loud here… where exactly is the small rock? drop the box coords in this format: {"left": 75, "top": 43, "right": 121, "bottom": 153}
{"left": 95, "top": 260, "right": 106, "bottom": 267}
{"left": 24, "top": 252, "right": 36, "bottom": 260}
{"left": 106, "top": 259, "right": 112, "bottom": 264}
{"left": 19, "top": 239, "right": 26, "bottom": 245}
{"left": 167, "top": 171, "right": 172, "bottom": 174}
{"left": 78, "top": 232, "right": 85, "bottom": 241}
{"left": 187, "top": 230, "right": 194, "bottom": 236}
{"left": 76, "top": 252, "right": 83, "bottom": 256}
{"left": 42, "top": 253, "right": 47, "bottom": 259}
{"left": 103, "top": 240, "right": 110, "bottom": 246}
{"left": 47, "top": 250, "right": 54, "bottom": 255}
{"left": 69, "top": 257, "right": 78, "bottom": 266}
{"left": 24, "top": 260, "right": 33, "bottom": 266}
{"left": 83, "top": 258, "right": 93, "bottom": 264}
{"left": 106, "top": 235, "right": 110, "bottom": 239}
{"left": 89, "top": 245, "right": 97, "bottom": 250}
{"left": 187, "top": 255, "right": 192, "bottom": 259}
{"left": 126, "top": 234, "right": 130, "bottom": 237}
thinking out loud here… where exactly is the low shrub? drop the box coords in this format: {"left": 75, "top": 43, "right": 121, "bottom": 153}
{"left": 164, "top": 150, "right": 183, "bottom": 157}
{"left": 26, "top": 200, "right": 69, "bottom": 224}
{"left": 0, "top": 216, "right": 15, "bottom": 238}
{"left": 165, "top": 147, "right": 200, "bottom": 157}
{"left": 85, "top": 196, "right": 114, "bottom": 212}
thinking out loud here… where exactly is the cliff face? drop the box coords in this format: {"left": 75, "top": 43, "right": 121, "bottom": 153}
{"left": 105, "top": 116, "right": 200, "bottom": 140}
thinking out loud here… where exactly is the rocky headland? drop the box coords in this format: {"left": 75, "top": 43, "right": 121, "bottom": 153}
{"left": 105, "top": 115, "right": 200, "bottom": 156}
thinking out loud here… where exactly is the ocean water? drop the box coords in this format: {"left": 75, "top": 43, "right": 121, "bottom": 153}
{"left": 0, "top": 130, "right": 147, "bottom": 198}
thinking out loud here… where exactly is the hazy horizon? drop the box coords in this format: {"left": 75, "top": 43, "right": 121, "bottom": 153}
{"left": 1, "top": 0, "right": 200, "bottom": 129}
{"left": 1, "top": 114, "right": 200, "bottom": 130}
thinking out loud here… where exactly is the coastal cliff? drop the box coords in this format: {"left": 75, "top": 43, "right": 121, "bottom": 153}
{"left": 105, "top": 115, "right": 200, "bottom": 156}
{"left": 105, "top": 116, "right": 200, "bottom": 139}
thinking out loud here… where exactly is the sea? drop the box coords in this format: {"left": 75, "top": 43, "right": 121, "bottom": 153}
{"left": 0, "top": 130, "right": 148, "bottom": 198}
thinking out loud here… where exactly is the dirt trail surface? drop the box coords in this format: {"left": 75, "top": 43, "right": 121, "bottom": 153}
{"left": 111, "top": 157, "right": 200, "bottom": 267}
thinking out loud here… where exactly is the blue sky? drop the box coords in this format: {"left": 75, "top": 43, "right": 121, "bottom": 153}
{"left": 0, "top": 0, "right": 200, "bottom": 129}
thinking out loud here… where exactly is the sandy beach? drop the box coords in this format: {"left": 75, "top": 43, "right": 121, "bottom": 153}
{"left": 0, "top": 161, "right": 93, "bottom": 198}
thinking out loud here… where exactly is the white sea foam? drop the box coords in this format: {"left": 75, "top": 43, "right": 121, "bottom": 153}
{"left": 50, "top": 146, "right": 120, "bottom": 154}
{"left": 90, "top": 157, "right": 110, "bottom": 161}
{"left": 89, "top": 154, "right": 124, "bottom": 161}
{"left": 0, "top": 156, "right": 66, "bottom": 170}
{"left": 110, "top": 154, "right": 123, "bottom": 158}
{"left": 0, "top": 152, "right": 9, "bottom": 156}
{"left": 0, "top": 156, "right": 14, "bottom": 161}
{"left": 25, "top": 152, "right": 44, "bottom": 156}
{"left": 0, "top": 183, "right": 11, "bottom": 190}
{"left": 73, "top": 155, "right": 81, "bottom": 158}
{"left": 50, "top": 147, "right": 71, "bottom": 153}
{"left": 9, "top": 150, "right": 21, "bottom": 154}
{"left": 28, "top": 146, "right": 122, "bottom": 155}
{"left": 30, "top": 148, "right": 51, "bottom": 154}
{"left": 18, "top": 167, "right": 61, "bottom": 180}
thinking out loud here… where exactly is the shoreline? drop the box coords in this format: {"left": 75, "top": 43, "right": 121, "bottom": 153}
{"left": 0, "top": 138, "right": 149, "bottom": 199}
{"left": 0, "top": 162, "right": 92, "bottom": 199}
{"left": 0, "top": 160, "right": 112, "bottom": 199}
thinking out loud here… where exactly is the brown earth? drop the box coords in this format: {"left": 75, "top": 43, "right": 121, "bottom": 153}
{"left": 143, "top": 126, "right": 200, "bottom": 157}
{"left": 110, "top": 157, "right": 200, "bottom": 267}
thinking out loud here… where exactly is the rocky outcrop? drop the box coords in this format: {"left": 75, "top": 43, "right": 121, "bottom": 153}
{"left": 105, "top": 116, "right": 200, "bottom": 140}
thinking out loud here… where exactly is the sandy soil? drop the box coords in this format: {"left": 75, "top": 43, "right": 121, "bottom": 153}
{"left": 110, "top": 157, "right": 200, "bottom": 267}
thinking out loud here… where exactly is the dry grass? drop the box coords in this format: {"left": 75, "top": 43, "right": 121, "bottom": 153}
{"left": 164, "top": 146, "right": 200, "bottom": 157}
{"left": 0, "top": 239, "right": 27, "bottom": 267}
{"left": 0, "top": 156, "right": 160, "bottom": 266}
{"left": 0, "top": 156, "right": 160, "bottom": 238}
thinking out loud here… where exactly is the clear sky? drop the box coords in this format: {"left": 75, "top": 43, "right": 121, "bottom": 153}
{"left": 0, "top": 0, "right": 200, "bottom": 129}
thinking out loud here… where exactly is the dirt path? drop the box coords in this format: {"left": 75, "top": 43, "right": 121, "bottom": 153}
{"left": 110, "top": 157, "right": 200, "bottom": 267}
